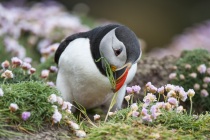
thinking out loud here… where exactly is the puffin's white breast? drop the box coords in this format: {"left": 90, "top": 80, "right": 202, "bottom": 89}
{"left": 57, "top": 38, "right": 113, "bottom": 109}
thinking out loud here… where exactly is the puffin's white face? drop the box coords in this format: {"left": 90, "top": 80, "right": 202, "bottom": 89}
{"left": 99, "top": 28, "right": 127, "bottom": 69}
{"left": 99, "top": 26, "right": 141, "bottom": 92}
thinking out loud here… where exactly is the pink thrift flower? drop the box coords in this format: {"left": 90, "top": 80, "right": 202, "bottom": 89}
{"left": 56, "top": 96, "right": 63, "bottom": 105}
{"left": 168, "top": 97, "right": 178, "bottom": 106}
{"left": 48, "top": 94, "right": 57, "bottom": 103}
{"left": 185, "top": 64, "right": 191, "bottom": 69}
{"left": 164, "top": 102, "right": 172, "bottom": 110}
{"left": 76, "top": 130, "right": 86, "bottom": 138}
{"left": 68, "top": 121, "right": 80, "bottom": 130}
{"left": 108, "top": 111, "right": 116, "bottom": 116}
{"left": 11, "top": 57, "right": 22, "bottom": 67}
{"left": 143, "top": 93, "right": 157, "bottom": 104}
{"left": 169, "top": 73, "right": 177, "bottom": 79}
{"left": 148, "top": 85, "right": 157, "bottom": 93}
{"left": 126, "top": 87, "right": 133, "bottom": 94}
{"left": 146, "top": 82, "right": 152, "bottom": 87}
{"left": 203, "top": 77, "right": 210, "bottom": 83}
{"left": 21, "top": 62, "right": 31, "bottom": 70}
{"left": 41, "top": 69, "right": 49, "bottom": 78}
{"left": 62, "top": 101, "right": 73, "bottom": 110}
{"left": 150, "top": 105, "right": 160, "bottom": 119}
{"left": 165, "top": 84, "right": 175, "bottom": 92}
{"left": 9, "top": 103, "right": 19, "bottom": 112}
{"left": 52, "top": 111, "right": 62, "bottom": 123}
{"left": 22, "top": 112, "right": 31, "bottom": 121}
{"left": 194, "top": 83, "right": 200, "bottom": 90}
{"left": 167, "top": 90, "right": 176, "bottom": 98}
{"left": 197, "top": 64, "right": 206, "bottom": 74}
{"left": 189, "top": 73, "right": 197, "bottom": 78}
{"left": 179, "top": 89, "right": 187, "bottom": 102}
{"left": 132, "top": 110, "right": 140, "bottom": 117}
{"left": 29, "top": 67, "right": 36, "bottom": 74}
{"left": 157, "top": 86, "right": 165, "bottom": 94}
{"left": 130, "top": 103, "right": 138, "bottom": 111}
{"left": 179, "top": 74, "right": 185, "bottom": 80}
{"left": 176, "top": 106, "right": 184, "bottom": 113}
{"left": 201, "top": 89, "right": 209, "bottom": 97}
{"left": 93, "top": 114, "right": 100, "bottom": 121}
{"left": 124, "top": 95, "right": 131, "bottom": 101}
{"left": 49, "top": 66, "right": 58, "bottom": 73}
{"left": 155, "top": 102, "right": 165, "bottom": 109}
{"left": 46, "top": 81, "right": 55, "bottom": 87}
{"left": 132, "top": 85, "right": 141, "bottom": 93}
{"left": 23, "top": 57, "right": 32, "bottom": 64}
{"left": 141, "top": 108, "right": 148, "bottom": 116}
{"left": 1, "top": 60, "right": 10, "bottom": 69}
{"left": 142, "top": 114, "right": 152, "bottom": 122}
{"left": 187, "top": 89, "right": 195, "bottom": 97}
{"left": 1, "top": 70, "right": 14, "bottom": 79}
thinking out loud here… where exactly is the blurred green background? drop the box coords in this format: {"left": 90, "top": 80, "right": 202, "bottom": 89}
{"left": 58, "top": 0, "right": 210, "bottom": 50}
{"left": 1, "top": 0, "right": 210, "bottom": 50}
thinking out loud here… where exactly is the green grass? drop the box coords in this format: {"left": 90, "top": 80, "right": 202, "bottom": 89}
{"left": 85, "top": 105, "right": 210, "bottom": 140}
{"left": 0, "top": 81, "right": 60, "bottom": 131}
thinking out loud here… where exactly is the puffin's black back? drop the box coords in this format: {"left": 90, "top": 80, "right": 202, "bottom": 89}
{"left": 54, "top": 24, "right": 121, "bottom": 75}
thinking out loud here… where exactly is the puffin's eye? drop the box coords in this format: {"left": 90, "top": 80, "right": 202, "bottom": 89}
{"left": 114, "top": 48, "right": 122, "bottom": 56}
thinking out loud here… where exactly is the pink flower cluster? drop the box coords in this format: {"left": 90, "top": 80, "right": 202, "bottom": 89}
{"left": 0, "top": 2, "right": 89, "bottom": 59}
{"left": 48, "top": 94, "right": 73, "bottom": 123}
{"left": 126, "top": 85, "right": 141, "bottom": 94}
{"left": 139, "top": 82, "right": 189, "bottom": 123}
{"left": 1, "top": 57, "right": 36, "bottom": 79}
{"left": 149, "top": 20, "right": 210, "bottom": 58}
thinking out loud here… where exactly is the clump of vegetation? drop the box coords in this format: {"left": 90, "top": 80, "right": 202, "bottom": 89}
{"left": 0, "top": 81, "right": 59, "bottom": 131}
{"left": 169, "top": 49, "right": 210, "bottom": 112}
{"left": 83, "top": 82, "right": 210, "bottom": 139}
{"left": 0, "top": 81, "right": 79, "bottom": 137}
{"left": 0, "top": 57, "right": 79, "bottom": 138}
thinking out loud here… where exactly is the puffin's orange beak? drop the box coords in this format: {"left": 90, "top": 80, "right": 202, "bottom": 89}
{"left": 111, "top": 63, "right": 131, "bottom": 92}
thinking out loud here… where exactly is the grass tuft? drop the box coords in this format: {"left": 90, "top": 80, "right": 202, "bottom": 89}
{"left": 0, "top": 81, "right": 60, "bottom": 132}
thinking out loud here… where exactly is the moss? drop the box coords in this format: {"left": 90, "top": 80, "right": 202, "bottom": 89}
{"left": 171, "top": 49, "right": 210, "bottom": 112}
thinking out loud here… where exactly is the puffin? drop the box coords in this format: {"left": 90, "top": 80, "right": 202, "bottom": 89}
{"left": 54, "top": 24, "right": 141, "bottom": 111}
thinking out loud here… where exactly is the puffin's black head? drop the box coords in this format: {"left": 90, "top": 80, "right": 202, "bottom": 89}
{"left": 98, "top": 25, "right": 141, "bottom": 91}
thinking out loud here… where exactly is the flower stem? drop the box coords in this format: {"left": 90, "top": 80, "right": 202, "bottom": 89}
{"left": 190, "top": 97, "right": 193, "bottom": 115}
{"left": 104, "top": 92, "right": 118, "bottom": 122}
{"left": 127, "top": 100, "right": 130, "bottom": 108}
{"left": 131, "top": 94, "right": 134, "bottom": 105}
{"left": 158, "top": 93, "right": 160, "bottom": 102}
{"left": 3, "top": 78, "right": 6, "bottom": 85}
